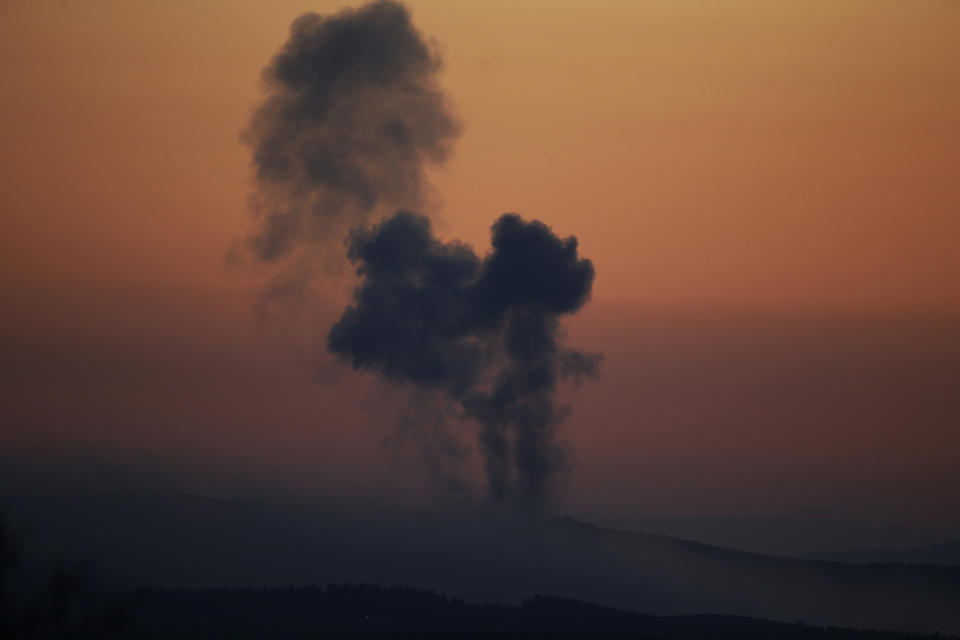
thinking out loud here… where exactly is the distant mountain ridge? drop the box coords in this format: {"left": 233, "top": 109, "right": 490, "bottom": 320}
{"left": 4, "top": 491, "right": 960, "bottom": 635}
{"left": 804, "top": 539, "right": 960, "bottom": 566}
{"left": 586, "top": 514, "right": 954, "bottom": 557}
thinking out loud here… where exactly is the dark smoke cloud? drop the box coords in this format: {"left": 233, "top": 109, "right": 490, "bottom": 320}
{"left": 243, "top": 0, "right": 600, "bottom": 506}
{"left": 329, "top": 212, "right": 600, "bottom": 505}
{"left": 243, "top": 0, "right": 460, "bottom": 262}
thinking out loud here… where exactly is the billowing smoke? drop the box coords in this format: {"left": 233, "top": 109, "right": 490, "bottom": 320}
{"left": 243, "top": 0, "right": 459, "bottom": 262}
{"left": 329, "top": 212, "right": 600, "bottom": 503}
{"left": 244, "top": 0, "right": 600, "bottom": 506}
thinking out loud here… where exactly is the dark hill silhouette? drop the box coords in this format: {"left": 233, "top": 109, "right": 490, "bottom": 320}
{"left": 4, "top": 492, "right": 960, "bottom": 635}
{"left": 9, "top": 516, "right": 946, "bottom": 640}
{"left": 126, "top": 583, "right": 955, "bottom": 638}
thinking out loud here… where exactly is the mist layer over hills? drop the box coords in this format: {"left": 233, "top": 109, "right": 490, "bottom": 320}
{"left": 805, "top": 540, "right": 960, "bottom": 566}
{"left": 588, "top": 514, "right": 956, "bottom": 558}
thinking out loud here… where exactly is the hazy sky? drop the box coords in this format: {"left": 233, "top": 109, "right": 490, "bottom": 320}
{"left": 1, "top": 1, "right": 958, "bottom": 527}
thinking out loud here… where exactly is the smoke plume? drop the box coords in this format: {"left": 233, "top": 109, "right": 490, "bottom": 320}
{"left": 329, "top": 212, "right": 600, "bottom": 503}
{"left": 245, "top": 0, "right": 600, "bottom": 506}
{"left": 243, "top": 0, "right": 459, "bottom": 262}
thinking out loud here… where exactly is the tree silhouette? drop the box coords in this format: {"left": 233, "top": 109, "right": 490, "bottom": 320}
{"left": 0, "top": 510, "right": 130, "bottom": 639}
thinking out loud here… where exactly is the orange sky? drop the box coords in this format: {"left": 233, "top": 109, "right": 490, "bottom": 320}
{"left": 1, "top": 1, "right": 958, "bottom": 526}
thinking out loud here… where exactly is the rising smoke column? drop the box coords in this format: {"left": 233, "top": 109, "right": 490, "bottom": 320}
{"left": 244, "top": 0, "right": 600, "bottom": 505}
{"left": 328, "top": 212, "right": 600, "bottom": 504}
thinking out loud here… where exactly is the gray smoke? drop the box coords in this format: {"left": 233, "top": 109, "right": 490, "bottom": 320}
{"left": 245, "top": 1, "right": 600, "bottom": 507}
{"left": 243, "top": 0, "right": 459, "bottom": 262}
